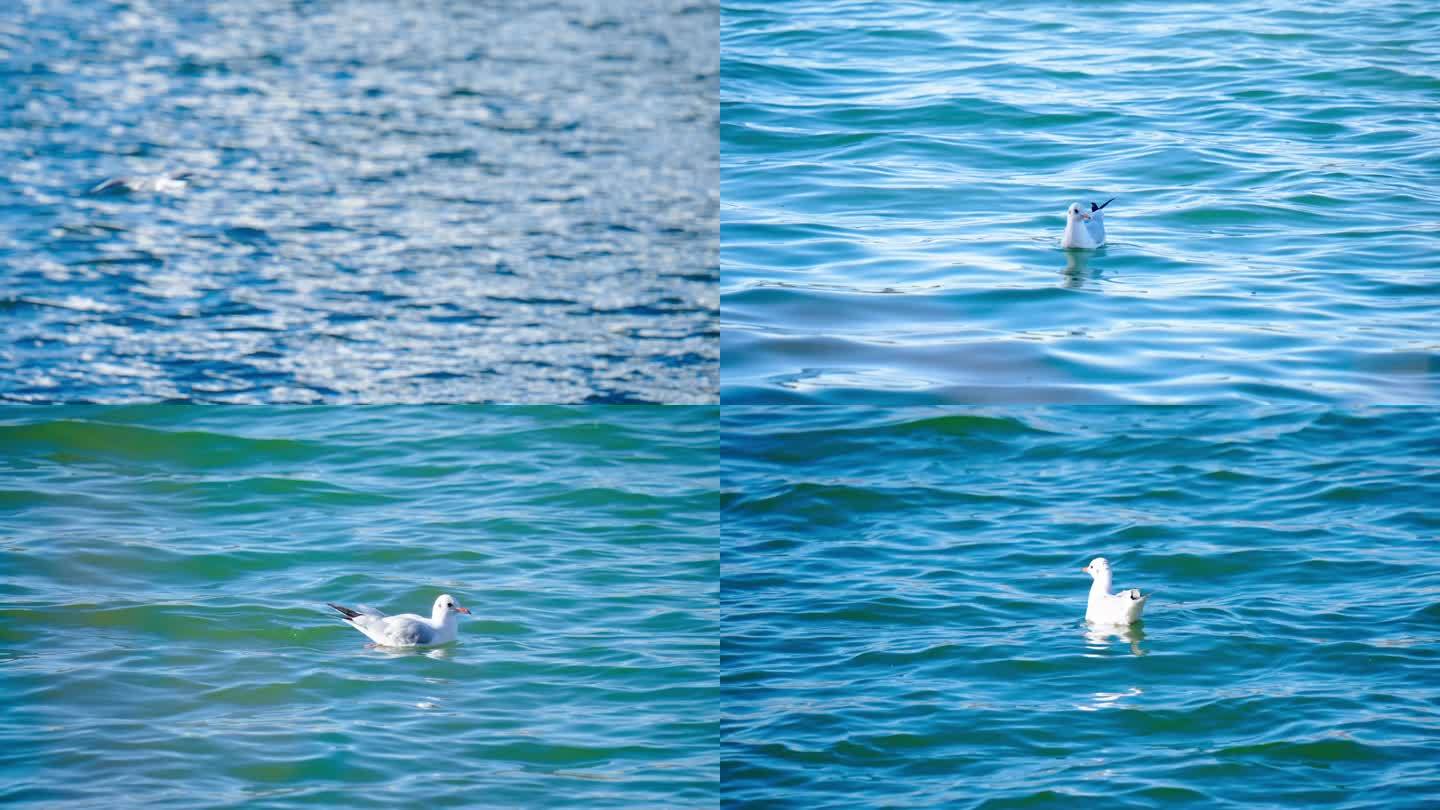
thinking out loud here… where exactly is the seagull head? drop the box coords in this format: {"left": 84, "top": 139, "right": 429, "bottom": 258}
{"left": 432, "top": 594, "right": 471, "bottom": 620}
{"left": 1083, "top": 557, "right": 1111, "bottom": 582}
{"left": 1067, "top": 202, "right": 1092, "bottom": 223}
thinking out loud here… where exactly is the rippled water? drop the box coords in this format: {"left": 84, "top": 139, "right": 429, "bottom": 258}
{"left": 1, "top": 0, "right": 718, "bottom": 403}
{"left": 722, "top": 0, "right": 1440, "bottom": 403}
{"left": 723, "top": 407, "right": 1440, "bottom": 808}
{"left": 1, "top": 406, "right": 717, "bottom": 807}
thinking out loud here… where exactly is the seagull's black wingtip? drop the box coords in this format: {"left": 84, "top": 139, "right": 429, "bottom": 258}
{"left": 1092, "top": 197, "right": 1116, "bottom": 212}
{"left": 327, "top": 602, "right": 361, "bottom": 621}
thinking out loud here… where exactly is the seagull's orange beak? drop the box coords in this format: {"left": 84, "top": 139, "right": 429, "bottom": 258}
{"left": 455, "top": 606, "right": 471, "bottom": 614}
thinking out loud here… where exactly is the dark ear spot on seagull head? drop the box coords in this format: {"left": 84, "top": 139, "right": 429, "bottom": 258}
{"left": 438, "top": 594, "right": 471, "bottom": 614}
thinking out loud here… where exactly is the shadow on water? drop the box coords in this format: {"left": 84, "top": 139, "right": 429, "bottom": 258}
{"left": 1083, "top": 621, "right": 1146, "bottom": 657}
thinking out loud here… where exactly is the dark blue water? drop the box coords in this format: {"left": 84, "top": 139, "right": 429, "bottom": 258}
{"left": 1, "top": 0, "right": 718, "bottom": 403}
{"left": 723, "top": 406, "right": 1440, "bottom": 808}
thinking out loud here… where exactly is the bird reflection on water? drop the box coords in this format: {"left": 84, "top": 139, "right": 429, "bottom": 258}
{"left": 1060, "top": 248, "right": 1107, "bottom": 289}
{"left": 1083, "top": 621, "right": 1147, "bottom": 656}
{"left": 1076, "top": 686, "right": 1144, "bottom": 713}
{"left": 1077, "top": 624, "right": 1146, "bottom": 712}
{"left": 364, "top": 644, "right": 455, "bottom": 661}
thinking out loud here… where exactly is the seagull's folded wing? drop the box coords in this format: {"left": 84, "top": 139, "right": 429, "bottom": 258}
{"left": 378, "top": 616, "right": 435, "bottom": 645}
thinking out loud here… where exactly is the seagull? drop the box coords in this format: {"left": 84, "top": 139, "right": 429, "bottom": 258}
{"left": 1061, "top": 197, "right": 1115, "bottom": 249}
{"left": 327, "top": 594, "right": 471, "bottom": 647}
{"left": 89, "top": 171, "right": 192, "bottom": 195}
{"left": 1082, "top": 557, "right": 1148, "bottom": 625}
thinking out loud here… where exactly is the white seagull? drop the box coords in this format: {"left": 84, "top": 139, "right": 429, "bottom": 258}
{"left": 89, "top": 171, "right": 192, "bottom": 195}
{"left": 1061, "top": 197, "right": 1115, "bottom": 249}
{"left": 1082, "top": 557, "right": 1148, "bottom": 625}
{"left": 327, "top": 594, "right": 471, "bottom": 647}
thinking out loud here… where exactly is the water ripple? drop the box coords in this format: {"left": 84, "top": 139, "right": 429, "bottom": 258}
{"left": 723, "top": 405, "right": 1440, "bottom": 808}
{"left": 722, "top": 0, "right": 1440, "bottom": 403}
{"left": 2, "top": 405, "right": 718, "bottom": 807}
{"left": 1, "top": 0, "right": 718, "bottom": 403}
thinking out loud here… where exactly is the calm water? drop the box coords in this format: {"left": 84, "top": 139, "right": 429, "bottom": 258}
{"left": 722, "top": 0, "right": 1440, "bottom": 403}
{"left": 1, "top": 0, "right": 718, "bottom": 404}
{"left": 0, "top": 406, "right": 717, "bottom": 807}
{"left": 723, "top": 407, "right": 1440, "bottom": 808}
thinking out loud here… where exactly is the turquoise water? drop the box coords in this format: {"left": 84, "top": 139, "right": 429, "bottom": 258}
{"left": 722, "top": 0, "right": 1440, "bottom": 403}
{"left": 0, "top": 406, "right": 717, "bottom": 807}
{"left": 2, "top": 0, "right": 717, "bottom": 403}
{"left": 723, "top": 407, "right": 1440, "bottom": 808}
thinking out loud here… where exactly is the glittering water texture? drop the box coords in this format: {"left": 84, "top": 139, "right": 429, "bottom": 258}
{"left": 722, "top": 0, "right": 1440, "bottom": 403}
{"left": 1, "top": 0, "right": 717, "bottom": 403}
{"left": 723, "top": 406, "right": 1440, "bottom": 809}
{"left": 1, "top": 406, "right": 717, "bottom": 807}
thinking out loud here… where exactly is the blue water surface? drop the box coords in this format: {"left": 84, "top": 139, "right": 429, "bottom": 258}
{"left": 1, "top": 405, "right": 718, "bottom": 808}
{"left": 723, "top": 406, "right": 1440, "bottom": 808}
{"left": 1, "top": 0, "right": 718, "bottom": 403}
{"left": 722, "top": 0, "right": 1440, "bottom": 403}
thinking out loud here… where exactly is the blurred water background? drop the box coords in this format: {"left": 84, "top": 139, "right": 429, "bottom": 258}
{"left": 2, "top": 0, "right": 718, "bottom": 403}
{"left": 723, "top": 0, "right": 1440, "bottom": 403}
{"left": 723, "top": 406, "right": 1440, "bottom": 808}
{"left": 1, "top": 405, "right": 718, "bottom": 807}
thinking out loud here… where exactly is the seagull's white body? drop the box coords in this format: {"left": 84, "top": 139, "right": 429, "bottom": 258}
{"left": 1083, "top": 557, "right": 1148, "bottom": 625}
{"left": 1062, "top": 198, "right": 1113, "bottom": 249}
{"left": 328, "top": 594, "right": 471, "bottom": 647}
{"left": 90, "top": 172, "right": 192, "bottom": 195}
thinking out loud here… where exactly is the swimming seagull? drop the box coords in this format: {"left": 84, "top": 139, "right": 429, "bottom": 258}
{"left": 1082, "top": 557, "right": 1149, "bottom": 625}
{"left": 327, "top": 594, "right": 471, "bottom": 647}
{"left": 1061, "top": 197, "right": 1115, "bottom": 249}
